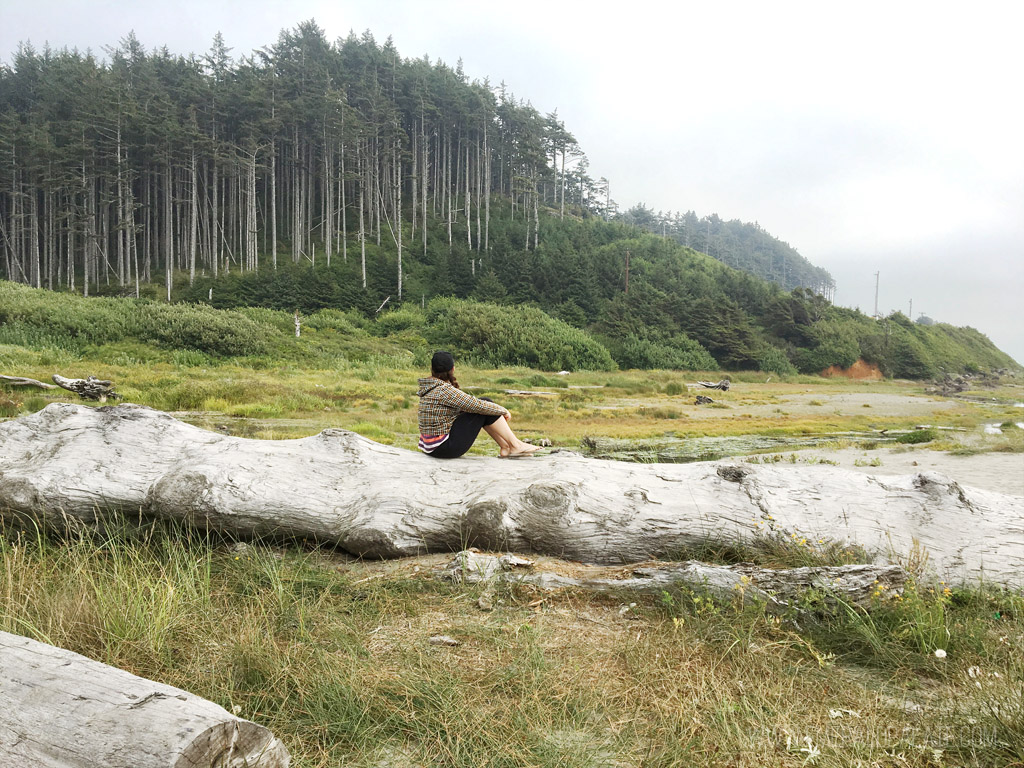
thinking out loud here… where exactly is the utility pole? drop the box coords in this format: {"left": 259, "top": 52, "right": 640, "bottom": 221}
{"left": 909, "top": 298, "right": 913, "bottom": 320}
{"left": 873, "top": 271, "right": 880, "bottom": 318}
{"left": 625, "top": 249, "right": 630, "bottom": 295}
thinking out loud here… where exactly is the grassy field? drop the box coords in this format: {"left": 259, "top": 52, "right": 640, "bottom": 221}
{"left": 3, "top": 340, "right": 1022, "bottom": 455}
{"left": 2, "top": 345, "right": 1024, "bottom": 766}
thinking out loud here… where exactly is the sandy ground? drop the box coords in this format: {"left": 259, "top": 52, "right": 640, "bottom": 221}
{"left": 781, "top": 445, "right": 1024, "bottom": 496}
{"left": 770, "top": 392, "right": 959, "bottom": 418}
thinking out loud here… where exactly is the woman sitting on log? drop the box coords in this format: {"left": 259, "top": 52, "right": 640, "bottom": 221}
{"left": 417, "top": 351, "right": 541, "bottom": 459}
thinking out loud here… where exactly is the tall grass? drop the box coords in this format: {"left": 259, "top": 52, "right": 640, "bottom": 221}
{"left": 2, "top": 521, "right": 1021, "bottom": 767}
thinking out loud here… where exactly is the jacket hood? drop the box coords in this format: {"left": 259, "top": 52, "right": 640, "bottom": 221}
{"left": 417, "top": 377, "right": 444, "bottom": 397}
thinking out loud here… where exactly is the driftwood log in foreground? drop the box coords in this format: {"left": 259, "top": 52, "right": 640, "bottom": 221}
{"left": 0, "top": 630, "right": 289, "bottom": 767}
{"left": 440, "top": 550, "right": 908, "bottom": 610}
{"left": 1, "top": 403, "right": 1022, "bottom": 588}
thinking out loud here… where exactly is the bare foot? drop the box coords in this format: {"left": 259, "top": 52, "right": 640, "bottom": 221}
{"left": 505, "top": 444, "right": 542, "bottom": 458}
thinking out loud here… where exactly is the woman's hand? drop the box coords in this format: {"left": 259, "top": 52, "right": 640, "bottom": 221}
{"left": 503, "top": 409, "right": 512, "bottom": 422}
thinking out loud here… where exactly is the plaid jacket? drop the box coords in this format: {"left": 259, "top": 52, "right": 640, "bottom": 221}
{"left": 416, "top": 377, "right": 506, "bottom": 452}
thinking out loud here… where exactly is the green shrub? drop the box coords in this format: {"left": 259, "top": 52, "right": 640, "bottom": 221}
{"left": 374, "top": 306, "right": 426, "bottom": 337}
{"left": 612, "top": 334, "right": 717, "bottom": 371}
{"left": 757, "top": 346, "right": 797, "bottom": 376}
{"left": 425, "top": 297, "right": 615, "bottom": 371}
{"left": 137, "top": 303, "right": 274, "bottom": 357}
{"left": 896, "top": 429, "right": 937, "bottom": 444}
{"left": 0, "top": 282, "right": 279, "bottom": 357}
{"left": 303, "top": 309, "right": 367, "bottom": 334}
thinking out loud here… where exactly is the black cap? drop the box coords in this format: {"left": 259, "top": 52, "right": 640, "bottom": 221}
{"left": 431, "top": 350, "right": 455, "bottom": 374}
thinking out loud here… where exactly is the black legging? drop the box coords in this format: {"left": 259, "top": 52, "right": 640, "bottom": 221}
{"left": 428, "top": 401, "right": 502, "bottom": 459}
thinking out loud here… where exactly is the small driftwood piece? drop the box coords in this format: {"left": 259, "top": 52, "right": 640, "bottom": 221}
{"left": 52, "top": 374, "right": 119, "bottom": 401}
{"left": 695, "top": 395, "right": 714, "bottom": 405}
{"left": 697, "top": 379, "right": 730, "bottom": 391}
{"left": 440, "top": 550, "right": 906, "bottom": 611}
{"left": 0, "top": 375, "right": 57, "bottom": 390}
{"left": 0, "top": 630, "right": 290, "bottom": 767}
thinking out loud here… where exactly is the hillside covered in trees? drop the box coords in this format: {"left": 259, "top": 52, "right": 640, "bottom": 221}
{"left": 0, "top": 22, "right": 1017, "bottom": 377}
{"left": 620, "top": 205, "right": 835, "bottom": 298}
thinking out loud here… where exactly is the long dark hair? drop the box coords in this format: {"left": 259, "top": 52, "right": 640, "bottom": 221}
{"left": 431, "top": 351, "right": 459, "bottom": 389}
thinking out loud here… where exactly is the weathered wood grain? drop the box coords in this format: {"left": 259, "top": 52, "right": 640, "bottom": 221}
{"left": 0, "top": 630, "right": 289, "bottom": 767}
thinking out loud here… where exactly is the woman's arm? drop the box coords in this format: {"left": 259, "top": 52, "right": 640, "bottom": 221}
{"left": 444, "top": 385, "right": 509, "bottom": 418}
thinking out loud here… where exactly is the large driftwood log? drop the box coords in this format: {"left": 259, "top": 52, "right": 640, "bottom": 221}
{"left": 0, "top": 630, "right": 289, "bottom": 767}
{"left": 0, "top": 403, "right": 1022, "bottom": 588}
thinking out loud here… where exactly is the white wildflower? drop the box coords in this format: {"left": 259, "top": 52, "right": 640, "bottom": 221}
{"left": 934, "top": 649, "right": 947, "bottom": 659}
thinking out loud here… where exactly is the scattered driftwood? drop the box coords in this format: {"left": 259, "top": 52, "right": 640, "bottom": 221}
{"left": 695, "top": 395, "right": 714, "bottom": 405}
{"left": 439, "top": 550, "right": 907, "bottom": 611}
{"left": 1, "top": 374, "right": 118, "bottom": 400}
{"left": 52, "top": 374, "right": 119, "bottom": 401}
{"left": 0, "top": 630, "right": 289, "bottom": 767}
{"left": 1, "top": 403, "right": 1022, "bottom": 588}
{"left": 0, "top": 374, "right": 57, "bottom": 390}
{"left": 928, "top": 371, "right": 1001, "bottom": 397}
{"left": 697, "top": 379, "right": 730, "bottom": 391}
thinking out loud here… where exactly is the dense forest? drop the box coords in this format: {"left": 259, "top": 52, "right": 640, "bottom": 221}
{"left": 0, "top": 22, "right": 607, "bottom": 299}
{"left": 0, "top": 22, "right": 1017, "bottom": 377}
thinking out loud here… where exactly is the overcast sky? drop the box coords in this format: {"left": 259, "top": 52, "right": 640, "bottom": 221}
{"left": 3, "top": 0, "right": 1022, "bottom": 363}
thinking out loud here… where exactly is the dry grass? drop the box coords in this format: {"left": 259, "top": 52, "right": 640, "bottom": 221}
{"left": 1, "top": 525, "right": 1021, "bottom": 767}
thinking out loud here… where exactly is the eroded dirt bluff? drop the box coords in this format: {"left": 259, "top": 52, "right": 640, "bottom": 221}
{"left": 822, "top": 359, "right": 884, "bottom": 380}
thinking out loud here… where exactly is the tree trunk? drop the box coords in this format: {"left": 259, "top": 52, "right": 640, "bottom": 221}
{"left": 189, "top": 149, "right": 197, "bottom": 285}
{"left": 212, "top": 155, "right": 221, "bottom": 274}
{"left": 1, "top": 404, "right": 1021, "bottom": 589}
{"left": 270, "top": 142, "right": 277, "bottom": 269}
{"left": 358, "top": 144, "right": 366, "bottom": 289}
{"left": 411, "top": 125, "right": 417, "bottom": 243}
{"left": 323, "top": 134, "right": 332, "bottom": 267}
{"left": 0, "top": 630, "right": 289, "bottom": 767}
{"left": 395, "top": 144, "right": 402, "bottom": 301}
{"left": 421, "top": 121, "right": 428, "bottom": 259}
{"left": 163, "top": 161, "right": 172, "bottom": 301}
{"left": 247, "top": 150, "right": 258, "bottom": 271}
{"left": 465, "top": 143, "right": 472, "bottom": 251}
{"left": 484, "top": 121, "right": 490, "bottom": 252}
